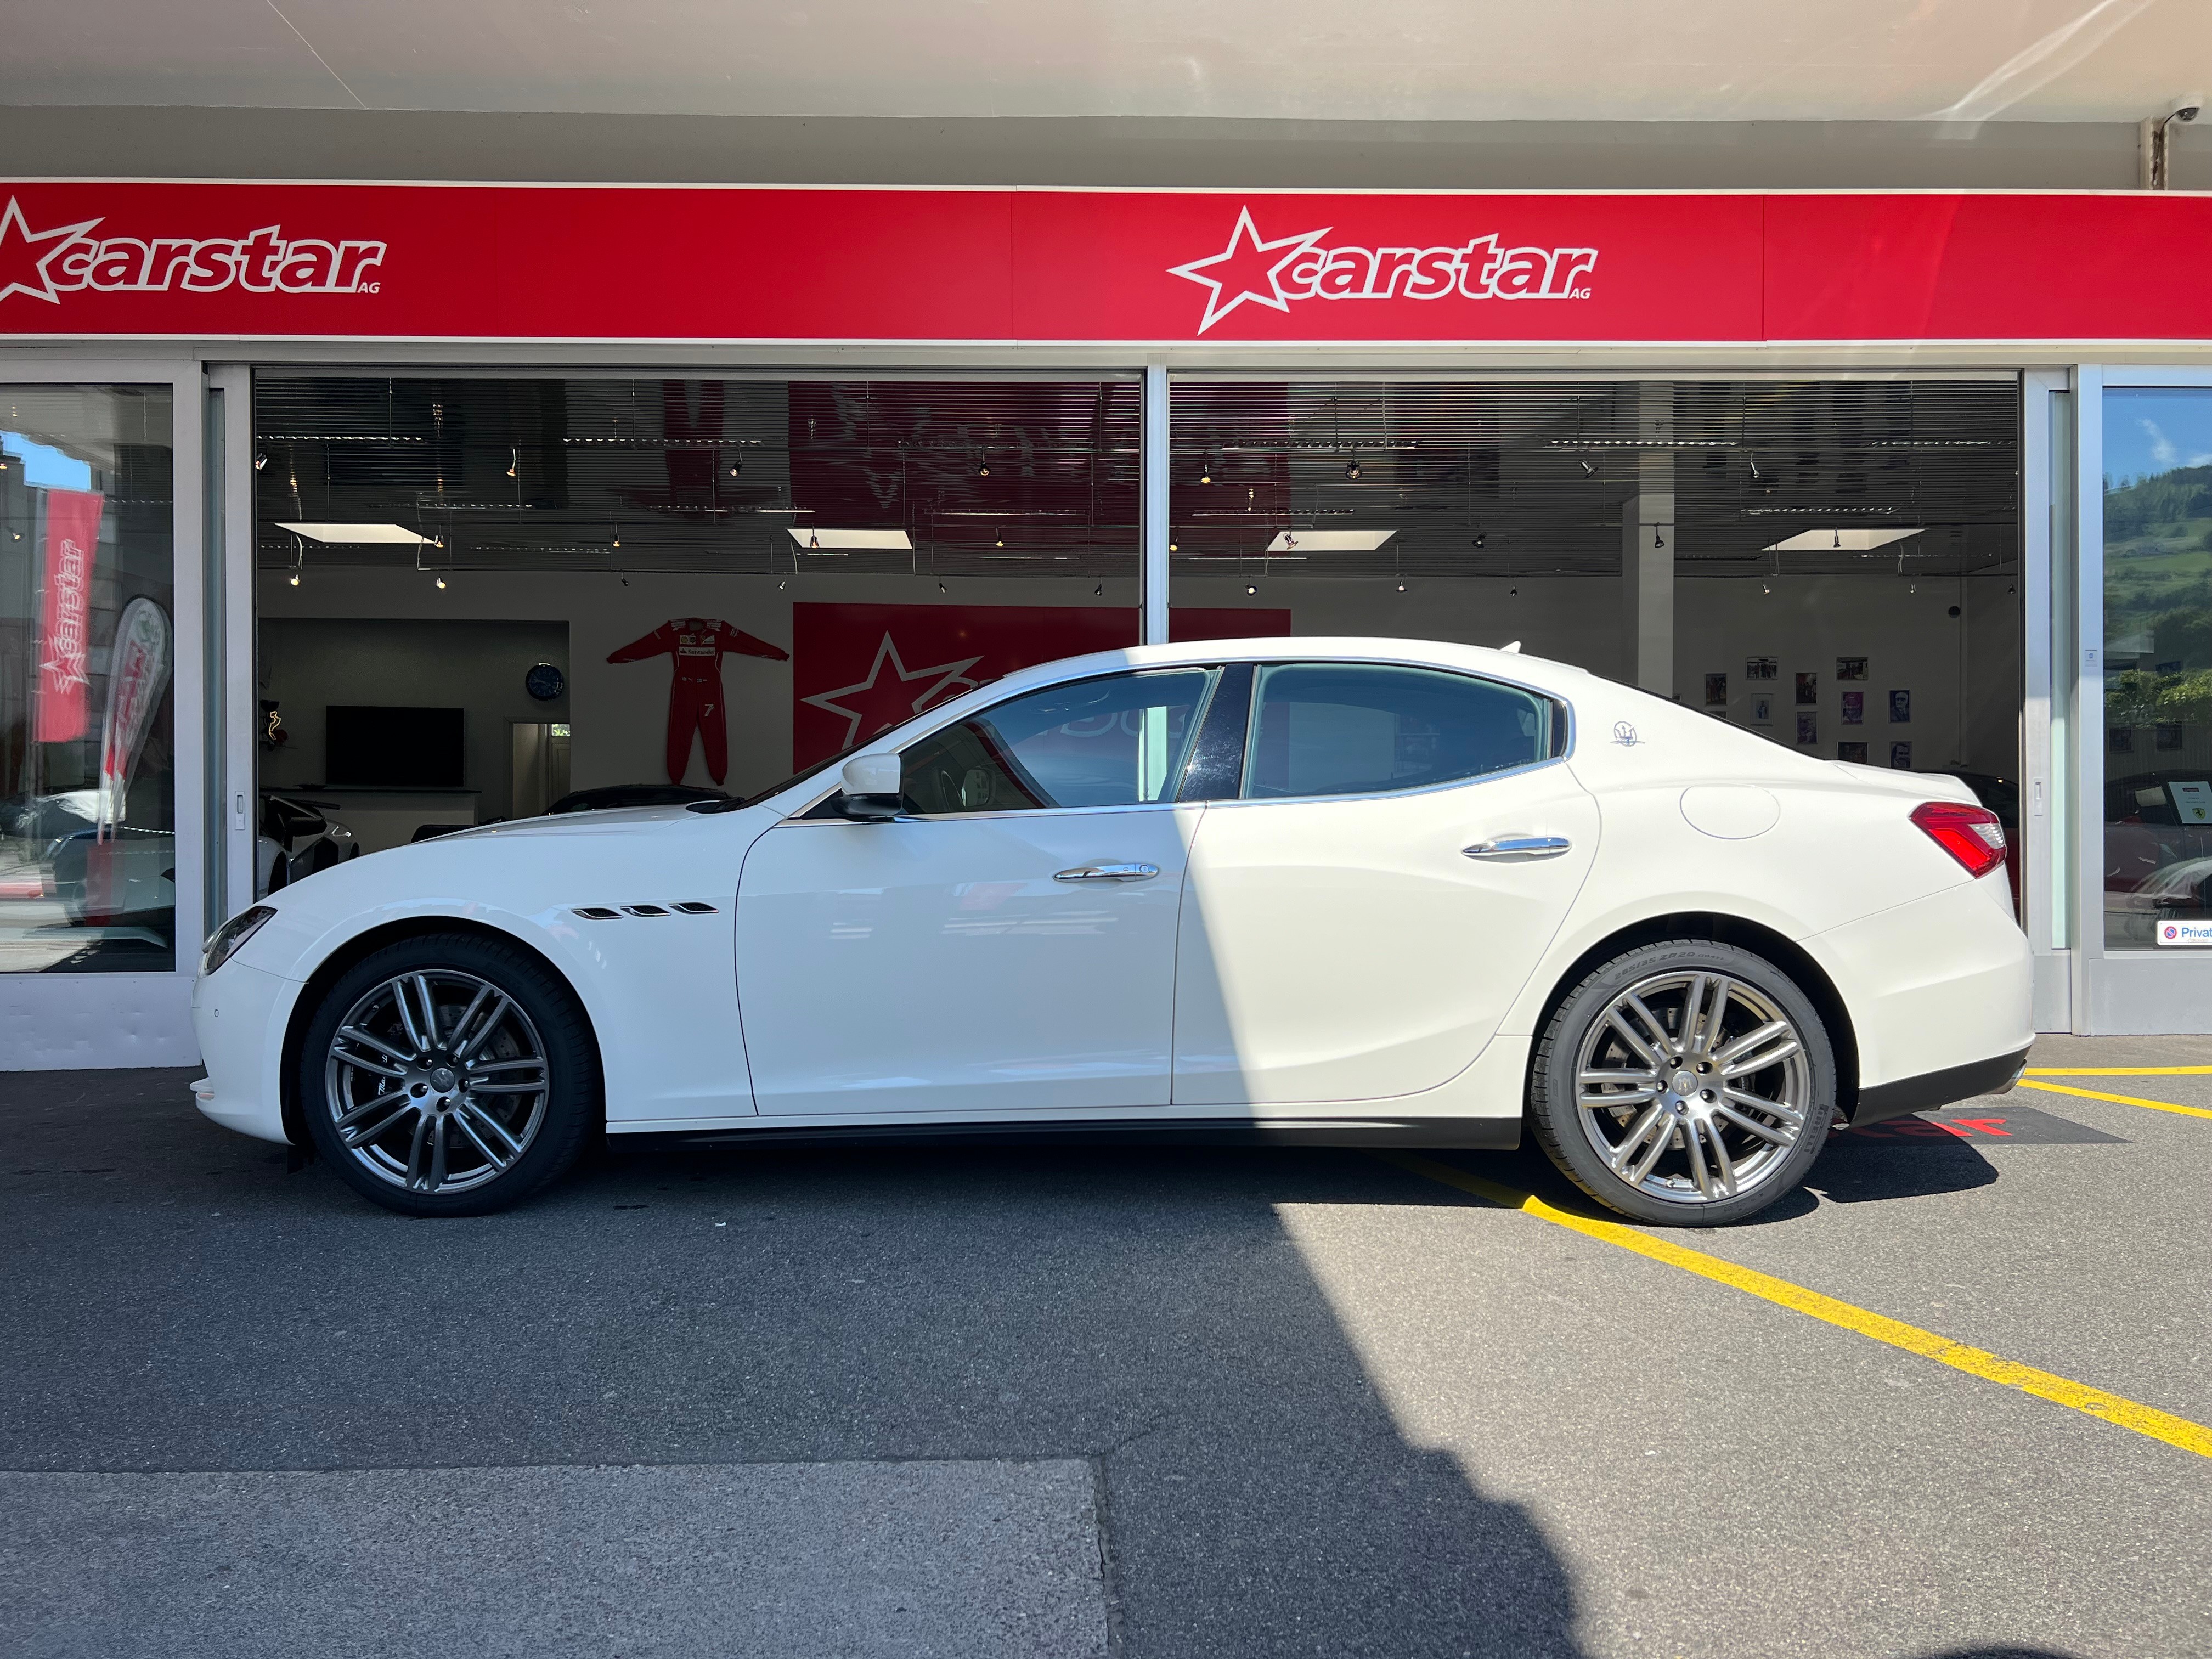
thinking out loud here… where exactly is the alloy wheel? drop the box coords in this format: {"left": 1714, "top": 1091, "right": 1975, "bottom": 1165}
{"left": 321, "top": 969, "right": 550, "bottom": 1194}
{"left": 1572, "top": 969, "right": 1809, "bottom": 1205}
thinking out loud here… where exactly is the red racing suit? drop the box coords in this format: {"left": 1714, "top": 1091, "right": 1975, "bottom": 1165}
{"left": 606, "top": 618, "right": 789, "bottom": 783}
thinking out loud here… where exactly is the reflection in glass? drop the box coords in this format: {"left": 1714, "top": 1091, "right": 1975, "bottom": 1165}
{"left": 0, "top": 386, "right": 176, "bottom": 972}
{"left": 2102, "top": 388, "right": 2212, "bottom": 949}
{"left": 901, "top": 669, "right": 1212, "bottom": 814}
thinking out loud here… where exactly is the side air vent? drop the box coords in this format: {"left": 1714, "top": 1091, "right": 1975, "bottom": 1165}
{"left": 572, "top": 906, "right": 620, "bottom": 920}
{"left": 624, "top": 904, "right": 672, "bottom": 917}
{"left": 672, "top": 901, "right": 720, "bottom": 915}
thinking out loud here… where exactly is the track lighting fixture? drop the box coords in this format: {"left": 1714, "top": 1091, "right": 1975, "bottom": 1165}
{"left": 1199, "top": 456, "right": 1214, "bottom": 485}
{"left": 938, "top": 580, "right": 948, "bottom": 593}
{"left": 777, "top": 578, "right": 787, "bottom": 590}
{"left": 506, "top": 448, "right": 518, "bottom": 479}
{"left": 1472, "top": 531, "right": 1486, "bottom": 550}
{"left": 1344, "top": 456, "right": 1363, "bottom": 482}
{"left": 1833, "top": 529, "right": 1842, "bottom": 549}
{"left": 1654, "top": 528, "right": 1666, "bottom": 550}
{"left": 1093, "top": 581, "right": 1104, "bottom": 596}
{"left": 1762, "top": 581, "right": 1771, "bottom": 595}
{"left": 1245, "top": 584, "right": 1257, "bottom": 596}
{"left": 252, "top": 452, "right": 268, "bottom": 471}
{"left": 1167, "top": 541, "right": 1177, "bottom": 554}
{"left": 1748, "top": 455, "right": 1761, "bottom": 480}
{"left": 996, "top": 537, "right": 1005, "bottom": 548}
{"left": 435, "top": 575, "right": 447, "bottom": 589}
{"left": 288, "top": 571, "right": 301, "bottom": 587}
{"left": 727, "top": 458, "right": 742, "bottom": 477}
{"left": 978, "top": 455, "right": 990, "bottom": 478}
{"left": 808, "top": 530, "right": 819, "bottom": 550}
{"left": 1509, "top": 586, "right": 1517, "bottom": 598}
{"left": 1396, "top": 581, "right": 1407, "bottom": 593}
{"left": 1580, "top": 460, "right": 1596, "bottom": 478}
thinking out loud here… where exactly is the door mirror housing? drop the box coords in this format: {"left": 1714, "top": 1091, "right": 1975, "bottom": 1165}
{"left": 837, "top": 754, "right": 904, "bottom": 821}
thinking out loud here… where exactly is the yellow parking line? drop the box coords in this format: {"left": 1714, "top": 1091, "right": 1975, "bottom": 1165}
{"left": 1376, "top": 1152, "right": 2212, "bottom": 1460}
{"left": 2025, "top": 1066, "right": 2212, "bottom": 1076}
{"left": 2017, "top": 1079, "right": 2212, "bottom": 1121}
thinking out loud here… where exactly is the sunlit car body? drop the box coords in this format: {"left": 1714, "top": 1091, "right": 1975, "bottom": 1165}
{"left": 191, "top": 639, "right": 2034, "bottom": 1225}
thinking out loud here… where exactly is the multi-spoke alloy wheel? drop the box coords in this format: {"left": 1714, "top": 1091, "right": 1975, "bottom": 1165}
{"left": 298, "top": 934, "right": 598, "bottom": 1216}
{"left": 1528, "top": 940, "right": 1836, "bottom": 1226}
{"left": 325, "top": 969, "right": 550, "bottom": 1195}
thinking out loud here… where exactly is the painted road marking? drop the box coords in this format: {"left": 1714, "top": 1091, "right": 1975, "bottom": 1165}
{"left": 2017, "top": 1080, "right": 2212, "bottom": 1121}
{"left": 2025, "top": 1066, "right": 2212, "bottom": 1075}
{"left": 1378, "top": 1152, "right": 2212, "bottom": 1461}
{"left": 1841, "top": 1104, "right": 2125, "bottom": 1144}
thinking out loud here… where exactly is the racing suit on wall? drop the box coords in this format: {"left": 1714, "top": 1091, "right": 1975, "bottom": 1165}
{"left": 606, "top": 618, "right": 789, "bottom": 784}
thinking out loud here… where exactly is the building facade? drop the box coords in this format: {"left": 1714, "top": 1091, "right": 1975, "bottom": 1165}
{"left": 4, "top": 106, "right": 2212, "bottom": 1064}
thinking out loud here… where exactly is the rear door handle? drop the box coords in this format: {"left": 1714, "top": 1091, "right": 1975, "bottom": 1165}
{"left": 1463, "top": 836, "right": 1572, "bottom": 860}
{"left": 1054, "top": 862, "right": 1160, "bottom": 882}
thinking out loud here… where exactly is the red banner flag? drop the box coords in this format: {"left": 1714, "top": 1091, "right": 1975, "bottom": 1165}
{"left": 34, "top": 487, "right": 102, "bottom": 743}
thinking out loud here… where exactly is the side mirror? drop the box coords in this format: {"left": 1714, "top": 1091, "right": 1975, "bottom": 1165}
{"left": 837, "top": 754, "right": 903, "bottom": 821}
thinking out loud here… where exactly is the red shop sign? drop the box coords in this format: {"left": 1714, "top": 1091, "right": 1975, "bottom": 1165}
{"left": 3, "top": 183, "right": 2211, "bottom": 346}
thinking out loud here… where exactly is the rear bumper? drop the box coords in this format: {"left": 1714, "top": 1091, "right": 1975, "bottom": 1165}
{"left": 1850, "top": 1045, "right": 2030, "bottom": 1127}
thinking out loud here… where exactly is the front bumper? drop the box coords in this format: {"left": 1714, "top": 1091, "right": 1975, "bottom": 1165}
{"left": 190, "top": 960, "right": 294, "bottom": 1144}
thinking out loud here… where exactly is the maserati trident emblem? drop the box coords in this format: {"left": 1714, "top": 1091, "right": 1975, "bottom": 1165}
{"left": 1612, "top": 720, "right": 1641, "bottom": 747}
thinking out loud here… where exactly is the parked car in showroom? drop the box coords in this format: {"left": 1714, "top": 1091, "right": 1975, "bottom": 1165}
{"left": 256, "top": 794, "right": 360, "bottom": 897}
{"left": 193, "top": 639, "right": 2033, "bottom": 1226}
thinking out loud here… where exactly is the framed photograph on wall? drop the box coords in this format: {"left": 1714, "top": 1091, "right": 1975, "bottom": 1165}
{"left": 1750, "top": 695, "right": 1773, "bottom": 724}
{"left": 1745, "top": 656, "right": 1778, "bottom": 681}
{"left": 1836, "top": 656, "right": 1868, "bottom": 681}
{"left": 1891, "top": 741, "right": 1913, "bottom": 769}
{"left": 1888, "top": 689, "right": 1911, "bottom": 723}
{"left": 1703, "top": 673, "right": 1728, "bottom": 707}
{"left": 1798, "top": 712, "right": 1818, "bottom": 745}
{"left": 1796, "top": 672, "right": 1818, "bottom": 705}
{"left": 1838, "top": 741, "right": 1869, "bottom": 763}
{"left": 1841, "top": 691, "right": 1864, "bottom": 725}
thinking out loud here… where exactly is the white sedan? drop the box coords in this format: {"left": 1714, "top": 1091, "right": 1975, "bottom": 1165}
{"left": 192, "top": 638, "right": 2033, "bottom": 1226}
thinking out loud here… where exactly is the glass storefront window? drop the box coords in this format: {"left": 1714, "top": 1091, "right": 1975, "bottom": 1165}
{"left": 2101, "top": 387, "right": 2212, "bottom": 949}
{"left": 0, "top": 387, "right": 177, "bottom": 973}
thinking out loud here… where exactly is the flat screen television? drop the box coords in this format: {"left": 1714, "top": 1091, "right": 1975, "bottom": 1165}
{"left": 324, "top": 705, "right": 465, "bottom": 788}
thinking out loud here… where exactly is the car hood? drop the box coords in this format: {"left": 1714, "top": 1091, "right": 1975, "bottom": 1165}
{"left": 444, "top": 804, "right": 709, "bottom": 839}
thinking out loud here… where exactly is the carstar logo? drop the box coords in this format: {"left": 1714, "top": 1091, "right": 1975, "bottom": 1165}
{"left": 1168, "top": 206, "right": 1598, "bottom": 334}
{"left": 0, "top": 196, "right": 386, "bottom": 304}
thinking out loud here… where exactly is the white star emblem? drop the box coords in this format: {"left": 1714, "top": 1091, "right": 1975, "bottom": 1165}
{"left": 1166, "top": 206, "right": 1330, "bottom": 334}
{"left": 0, "top": 197, "right": 102, "bottom": 306}
{"left": 801, "top": 633, "right": 984, "bottom": 748}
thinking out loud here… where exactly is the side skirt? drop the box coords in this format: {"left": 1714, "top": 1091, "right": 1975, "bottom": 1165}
{"left": 633, "top": 1115, "right": 1522, "bottom": 1153}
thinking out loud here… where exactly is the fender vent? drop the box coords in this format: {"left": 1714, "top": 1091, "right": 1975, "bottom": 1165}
{"left": 672, "top": 901, "right": 720, "bottom": 915}
{"left": 624, "top": 904, "right": 672, "bottom": 917}
{"left": 572, "top": 906, "right": 620, "bottom": 920}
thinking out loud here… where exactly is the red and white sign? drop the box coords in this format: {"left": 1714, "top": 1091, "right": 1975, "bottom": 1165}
{"left": 34, "top": 487, "right": 101, "bottom": 743}
{"left": 3, "top": 182, "right": 2212, "bottom": 345}
{"left": 792, "top": 604, "right": 1289, "bottom": 768}
{"left": 97, "top": 595, "right": 171, "bottom": 828}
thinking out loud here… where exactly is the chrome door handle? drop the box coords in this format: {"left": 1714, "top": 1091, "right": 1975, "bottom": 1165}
{"left": 1463, "top": 836, "right": 1572, "bottom": 860}
{"left": 1054, "top": 862, "right": 1160, "bottom": 882}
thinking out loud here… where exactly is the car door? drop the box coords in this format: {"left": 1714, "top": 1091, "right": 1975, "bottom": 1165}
{"left": 737, "top": 666, "right": 1218, "bottom": 1117}
{"left": 1172, "top": 661, "right": 1599, "bottom": 1107}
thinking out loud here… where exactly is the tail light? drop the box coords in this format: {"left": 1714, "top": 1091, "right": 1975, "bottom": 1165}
{"left": 1911, "top": 800, "right": 2007, "bottom": 879}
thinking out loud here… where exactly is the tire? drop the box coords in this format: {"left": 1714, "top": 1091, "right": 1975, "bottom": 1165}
{"left": 1528, "top": 939, "right": 1837, "bottom": 1226}
{"left": 296, "top": 932, "right": 600, "bottom": 1216}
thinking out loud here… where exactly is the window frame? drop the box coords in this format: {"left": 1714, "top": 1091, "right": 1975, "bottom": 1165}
{"left": 1229, "top": 659, "right": 1573, "bottom": 808}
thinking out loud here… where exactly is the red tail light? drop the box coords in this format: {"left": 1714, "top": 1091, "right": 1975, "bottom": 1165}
{"left": 1911, "top": 800, "right": 2007, "bottom": 879}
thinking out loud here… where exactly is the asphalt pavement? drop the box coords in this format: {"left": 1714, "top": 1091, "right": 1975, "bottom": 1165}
{"left": 2, "top": 1044, "right": 2205, "bottom": 1658}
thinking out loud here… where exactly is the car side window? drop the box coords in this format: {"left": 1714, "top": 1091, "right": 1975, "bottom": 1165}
{"left": 1243, "top": 663, "right": 1556, "bottom": 799}
{"left": 900, "top": 668, "right": 1217, "bottom": 815}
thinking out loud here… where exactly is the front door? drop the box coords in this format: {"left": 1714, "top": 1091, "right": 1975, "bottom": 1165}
{"left": 1172, "top": 661, "right": 1599, "bottom": 1106}
{"left": 737, "top": 667, "right": 1217, "bottom": 1116}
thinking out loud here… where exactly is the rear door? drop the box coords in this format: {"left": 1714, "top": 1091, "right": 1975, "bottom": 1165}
{"left": 1172, "top": 661, "right": 1598, "bottom": 1106}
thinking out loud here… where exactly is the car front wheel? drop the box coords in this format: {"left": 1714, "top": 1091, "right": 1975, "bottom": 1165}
{"left": 1528, "top": 939, "right": 1837, "bottom": 1226}
{"left": 297, "top": 932, "right": 599, "bottom": 1216}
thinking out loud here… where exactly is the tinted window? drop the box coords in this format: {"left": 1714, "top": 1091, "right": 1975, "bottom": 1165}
{"left": 901, "top": 669, "right": 1215, "bottom": 815}
{"left": 1244, "top": 663, "right": 1554, "bottom": 799}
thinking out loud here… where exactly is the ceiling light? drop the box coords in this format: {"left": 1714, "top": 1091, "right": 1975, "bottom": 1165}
{"left": 1654, "top": 528, "right": 1666, "bottom": 549}
{"left": 1093, "top": 582, "right": 1104, "bottom": 596}
{"left": 1509, "top": 586, "right": 1517, "bottom": 597}
{"left": 253, "top": 452, "right": 268, "bottom": 471}
{"left": 1245, "top": 584, "right": 1257, "bottom": 595}
{"left": 275, "top": 522, "right": 433, "bottom": 544}
{"left": 1266, "top": 530, "right": 1392, "bottom": 552}
{"left": 1472, "top": 530, "right": 1486, "bottom": 549}
{"left": 1763, "top": 528, "right": 1924, "bottom": 554}
{"left": 1580, "top": 461, "right": 1596, "bottom": 477}
{"left": 435, "top": 575, "right": 447, "bottom": 589}
{"left": 978, "top": 456, "right": 990, "bottom": 477}
{"left": 787, "top": 528, "right": 914, "bottom": 551}
{"left": 287, "top": 571, "right": 301, "bottom": 587}
{"left": 1168, "top": 541, "right": 1178, "bottom": 553}
{"left": 938, "top": 580, "right": 947, "bottom": 593}
{"left": 727, "top": 458, "right": 742, "bottom": 477}
{"left": 1200, "top": 456, "right": 1214, "bottom": 484}
{"left": 1396, "top": 581, "right": 1407, "bottom": 593}
{"left": 506, "top": 448, "right": 518, "bottom": 479}
{"left": 1344, "top": 456, "right": 1363, "bottom": 482}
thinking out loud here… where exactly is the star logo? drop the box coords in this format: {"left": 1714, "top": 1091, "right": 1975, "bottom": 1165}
{"left": 1167, "top": 207, "right": 1329, "bottom": 334}
{"left": 0, "top": 198, "right": 101, "bottom": 306}
{"left": 802, "top": 634, "right": 984, "bottom": 747}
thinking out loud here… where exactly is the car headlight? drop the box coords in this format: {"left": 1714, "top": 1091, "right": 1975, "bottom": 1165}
{"left": 202, "top": 905, "right": 276, "bottom": 977}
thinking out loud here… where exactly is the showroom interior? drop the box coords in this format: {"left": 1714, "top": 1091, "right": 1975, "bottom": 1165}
{"left": 242, "top": 371, "right": 2023, "bottom": 850}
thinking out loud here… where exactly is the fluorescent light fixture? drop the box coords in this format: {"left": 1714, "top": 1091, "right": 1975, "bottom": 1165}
{"left": 1266, "top": 529, "right": 1395, "bottom": 552}
{"left": 276, "top": 521, "right": 433, "bottom": 545}
{"left": 787, "top": 528, "right": 912, "bottom": 551}
{"left": 1762, "top": 528, "right": 1924, "bottom": 553}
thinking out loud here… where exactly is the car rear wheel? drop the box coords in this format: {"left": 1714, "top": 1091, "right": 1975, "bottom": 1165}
{"left": 297, "top": 932, "right": 599, "bottom": 1216}
{"left": 1528, "top": 939, "right": 1836, "bottom": 1226}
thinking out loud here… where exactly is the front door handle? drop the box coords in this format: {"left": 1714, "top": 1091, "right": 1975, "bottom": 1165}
{"left": 1463, "top": 836, "right": 1572, "bottom": 860}
{"left": 1054, "top": 862, "right": 1160, "bottom": 882}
